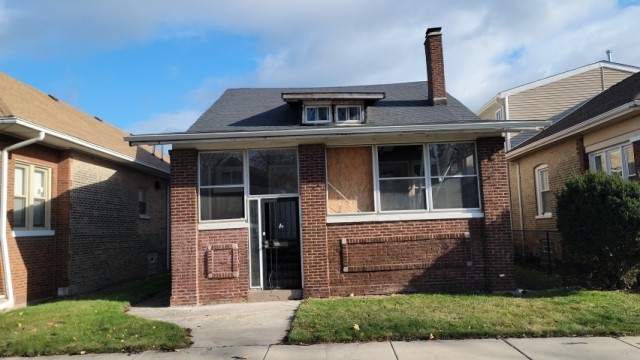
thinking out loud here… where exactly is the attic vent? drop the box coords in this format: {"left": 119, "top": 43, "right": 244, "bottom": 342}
{"left": 94, "top": 116, "right": 103, "bottom": 122}
{"left": 48, "top": 94, "right": 59, "bottom": 102}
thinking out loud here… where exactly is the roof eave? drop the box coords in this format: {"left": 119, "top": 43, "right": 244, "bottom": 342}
{"left": 506, "top": 100, "right": 640, "bottom": 160}
{"left": 126, "top": 120, "right": 550, "bottom": 146}
{"left": 0, "top": 117, "right": 169, "bottom": 177}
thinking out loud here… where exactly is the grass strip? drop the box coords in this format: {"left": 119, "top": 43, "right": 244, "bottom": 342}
{"left": 288, "top": 290, "right": 640, "bottom": 344}
{"left": 0, "top": 276, "right": 190, "bottom": 356}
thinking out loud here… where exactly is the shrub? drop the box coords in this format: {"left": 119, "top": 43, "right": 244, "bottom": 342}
{"left": 556, "top": 171, "right": 640, "bottom": 289}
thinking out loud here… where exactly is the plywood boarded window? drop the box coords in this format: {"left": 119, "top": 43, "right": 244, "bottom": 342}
{"left": 327, "top": 147, "right": 374, "bottom": 214}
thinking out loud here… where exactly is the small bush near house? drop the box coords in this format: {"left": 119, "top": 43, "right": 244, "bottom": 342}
{"left": 556, "top": 171, "right": 640, "bottom": 289}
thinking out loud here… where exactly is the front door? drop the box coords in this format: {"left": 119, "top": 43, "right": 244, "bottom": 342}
{"left": 249, "top": 197, "right": 301, "bottom": 290}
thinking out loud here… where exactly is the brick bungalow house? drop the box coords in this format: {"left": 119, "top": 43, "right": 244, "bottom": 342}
{"left": 506, "top": 71, "right": 640, "bottom": 262}
{"left": 0, "top": 71, "right": 170, "bottom": 310}
{"left": 127, "top": 28, "right": 548, "bottom": 305}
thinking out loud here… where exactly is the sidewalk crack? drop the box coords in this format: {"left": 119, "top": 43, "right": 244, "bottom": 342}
{"left": 502, "top": 339, "right": 533, "bottom": 360}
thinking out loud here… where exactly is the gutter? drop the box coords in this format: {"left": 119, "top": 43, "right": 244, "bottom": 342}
{"left": 506, "top": 100, "right": 640, "bottom": 160}
{"left": 0, "top": 117, "right": 169, "bottom": 176}
{"left": 0, "top": 132, "right": 45, "bottom": 310}
{"left": 126, "top": 120, "right": 550, "bottom": 145}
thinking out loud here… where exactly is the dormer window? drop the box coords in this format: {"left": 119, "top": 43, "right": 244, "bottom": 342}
{"left": 282, "top": 91, "right": 385, "bottom": 126}
{"left": 304, "top": 105, "right": 331, "bottom": 124}
{"left": 336, "top": 106, "right": 362, "bottom": 123}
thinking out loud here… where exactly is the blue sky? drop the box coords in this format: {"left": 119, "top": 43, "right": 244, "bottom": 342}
{"left": 1, "top": 0, "right": 639, "bottom": 135}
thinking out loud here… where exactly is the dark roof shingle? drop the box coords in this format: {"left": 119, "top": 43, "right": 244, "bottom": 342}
{"left": 188, "top": 81, "right": 480, "bottom": 133}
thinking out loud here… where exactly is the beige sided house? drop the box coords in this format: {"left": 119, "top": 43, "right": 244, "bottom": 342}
{"left": 506, "top": 71, "right": 640, "bottom": 263}
{"left": 477, "top": 61, "right": 639, "bottom": 149}
{"left": 0, "top": 72, "right": 170, "bottom": 310}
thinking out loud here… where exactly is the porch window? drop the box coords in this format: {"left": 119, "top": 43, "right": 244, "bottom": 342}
{"left": 535, "top": 165, "right": 551, "bottom": 217}
{"left": 429, "top": 143, "right": 479, "bottom": 209}
{"left": 13, "top": 163, "right": 51, "bottom": 230}
{"left": 199, "top": 152, "right": 245, "bottom": 221}
{"left": 377, "top": 145, "right": 426, "bottom": 211}
{"left": 589, "top": 144, "right": 636, "bottom": 180}
{"left": 249, "top": 149, "right": 299, "bottom": 195}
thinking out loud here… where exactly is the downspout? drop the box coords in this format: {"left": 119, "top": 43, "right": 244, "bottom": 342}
{"left": 0, "top": 132, "right": 45, "bottom": 310}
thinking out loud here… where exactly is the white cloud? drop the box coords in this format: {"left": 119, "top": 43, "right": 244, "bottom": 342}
{"left": 2, "top": 0, "right": 639, "bottom": 112}
{"left": 127, "top": 110, "right": 201, "bottom": 135}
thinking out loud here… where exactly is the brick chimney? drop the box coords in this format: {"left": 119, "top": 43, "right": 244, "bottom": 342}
{"left": 425, "top": 27, "right": 447, "bottom": 106}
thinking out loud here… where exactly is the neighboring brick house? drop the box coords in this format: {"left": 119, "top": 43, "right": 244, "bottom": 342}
{"left": 477, "top": 60, "right": 638, "bottom": 149}
{"left": 127, "top": 28, "right": 547, "bottom": 305}
{"left": 0, "top": 72, "right": 170, "bottom": 310}
{"left": 506, "top": 71, "right": 640, "bottom": 262}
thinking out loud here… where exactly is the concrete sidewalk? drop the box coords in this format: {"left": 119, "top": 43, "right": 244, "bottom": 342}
{"left": 6, "top": 295, "right": 639, "bottom": 359}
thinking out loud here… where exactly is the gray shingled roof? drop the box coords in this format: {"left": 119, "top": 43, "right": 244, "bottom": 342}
{"left": 188, "top": 81, "right": 480, "bottom": 133}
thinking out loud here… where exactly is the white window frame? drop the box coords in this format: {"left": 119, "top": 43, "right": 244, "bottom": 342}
{"left": 138, "top": 188, "right": 150, "bottom": 219}
{"left": 589, "top": 144, "right": 636, "bottom": 180}
{"left": 535, "top": 165, "right": 551, "bottom": 218}
{"left": 303, "top": 104, "right": 332, "bottom": 124}
{"left": 13, "top": 162, "right": 51, "bottom": 231}
{"left": 335, "top": 105, "right": 363, "bottom": 124}
{"left": 495, "top": 108, "right": 503, "bottom": 120}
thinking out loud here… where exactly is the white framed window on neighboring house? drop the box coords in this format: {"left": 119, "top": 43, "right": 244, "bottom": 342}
{"left": 495, "top": 108, "right": 503, "bottom": 120}
{"left": 335, "top": 105, "right": 363, "bottom": 123}
{"left": 303, "top": 105, "right": 331, "bottom": 124}
{"left": 138, "top": 188, "right": 149, "bottom": 218}
{"left": 13, "top": 162, "right": 51, "bottom": 231}
{"left": 590, "top": 144, "right": 636, "bottom": 181}
{"left": 535, "top": 165, "right": 551, "bottom": 218}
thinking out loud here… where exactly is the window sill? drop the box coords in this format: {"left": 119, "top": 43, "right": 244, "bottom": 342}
{"left": 535, "top": 213, "right": 553, "bottom": 219}
{"left": 13, "top": 230, "right": 55, "bottom": 237}
{"left": 139, "top": 214, "right": 151, "bottom": 220}
{"left": 198, "top": 221, "right": 249, "bottom": 231}
{"left": 327, "top": 210, "right": 484, "bottom": 224}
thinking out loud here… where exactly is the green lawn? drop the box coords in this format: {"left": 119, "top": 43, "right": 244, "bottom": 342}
{"left": 287, "top": 290, "right": 640, "bottom": 344}
{"left": 0, "top": 276, "right": 191, "bottom": 357}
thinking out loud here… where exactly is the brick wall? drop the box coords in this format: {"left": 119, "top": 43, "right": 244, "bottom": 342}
{"left": 169, "top": 149, "right": 199, "bottom": 305}
{"left": 299, "top": 144, "right": 330, "bottom": 298}
{"left": 477, "top": 137, "right": 515, "bottom": 291}
{"left": 67, "top": 151, "right": 168, "bottom": 295}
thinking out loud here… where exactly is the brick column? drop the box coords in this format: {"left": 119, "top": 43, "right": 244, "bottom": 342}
{"left": 299, "top": 144, "right": 330, "bottom": 298}
{"left": 54, "top": 151, "right": 72, "bottom": 292}
{"left": 169, "top": 149, "right": 199, "bottom": 305}
{"left": 477, "top": 137, "right": 515, "bottom": 292}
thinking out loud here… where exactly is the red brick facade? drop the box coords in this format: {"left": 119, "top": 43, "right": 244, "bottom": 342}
{"left": 1, "top": 134, "right": 168, "bottom": 307}
{"left": 169, "top": 136, "right": 515, "bottom": 305}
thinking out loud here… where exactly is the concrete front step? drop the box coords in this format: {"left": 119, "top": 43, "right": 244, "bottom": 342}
{"left": 248, "top": 289, "right": 302, "bottom": 302}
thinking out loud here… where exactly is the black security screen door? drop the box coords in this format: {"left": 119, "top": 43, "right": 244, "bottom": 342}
{"left": 261, "top": 198, "right": 301, "bottom": 289}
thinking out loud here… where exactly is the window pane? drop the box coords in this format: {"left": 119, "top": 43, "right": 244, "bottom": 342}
{"left": 348, "top": 106, "right": 361, "bottom": 120}
{"left": 378, "top": 145, "right": 424, "bottom": 178}
{"left": 429, "top": 143, "right": 476, "bottom": 176}
{"left": 592, "top": 154, "right": 604, "bottom": 172}
{"left": 317, "top": 107, "right": 329, "bottom": 121}
{"left": 249, "top": 149, "right": 299, "bottom": 195}
{"left": 13, "top": 197, "right": 25, "bottom": 227}
{"left": 431, "top": 177, "right": 479, "bottom": 209}
{"left": 249, "top": 200, "right": 261, "bottom": 287}
{"left": 626, "top": 146, "right": 636, "bottom": 179}
{"left": 538, "top": 169, "right": 549, "bottom": 191}
{"left": 33, "top": 199, "right": 46, "bottom": 227}
{"left": 200, "top": 187, "right": 244, "bottom": 220}
{"left": 379, "top": 179, "right": 426, "bottom": 211}
{"left": 608, "top": 148, "right": 622, "bottom": 177}
{"left": 14, "top": 167, "right": 25, "bottom": 196}
{"left": 33, "top": 169, "right": 45, "bottom": 198}
{"left": 200, "top": 152, "right": 243, "bottom": 186}
{"left": 337, "top": 107, "right": 347, "bottom": 121}
{"left": 306, "top": 107, "right": 316, "bottom": 121}
{"left": 541, "top": 190, "right": 551, "bottom": 214}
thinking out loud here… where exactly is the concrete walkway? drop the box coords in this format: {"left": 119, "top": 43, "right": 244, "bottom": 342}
{"left": 7, "top": 294, "right": 640, "bottom": 359}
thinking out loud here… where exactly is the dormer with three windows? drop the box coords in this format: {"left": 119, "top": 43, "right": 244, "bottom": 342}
{"left": 281, "top": 92, "right": 385, "bottom": 125}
